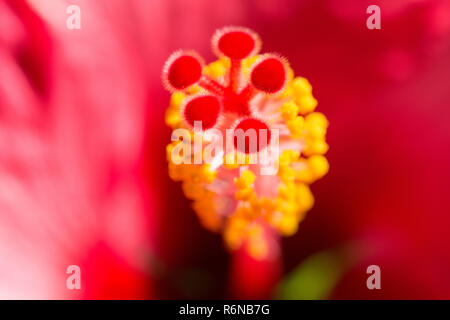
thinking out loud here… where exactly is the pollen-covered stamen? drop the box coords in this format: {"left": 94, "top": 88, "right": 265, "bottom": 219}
{"left": 183, "top": 95, "right": 221, "bottom": 129}
{"left": 213, "top": 27, "right": 261, "bottom": 92}
{"left": 233, "top": 118, "right": 271, "bottom": 154}
{"left": 164, "top": 26, "right": 329, "bottom": 261}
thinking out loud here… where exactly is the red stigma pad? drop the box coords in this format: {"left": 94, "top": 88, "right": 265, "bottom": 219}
{"left": 250, "top": 57, "right": 286, "bottom": 93}
{"left": 167, "top": 54, "right": 203, "bottom": 90}
{"left": 233, "top": 118, "right": 271, "bottom": 154}
{"left": 218, "top": 31, "right": 256, "bottom": 60}
{"left": 184, "top": 95, "right": 221, "bottom": 129}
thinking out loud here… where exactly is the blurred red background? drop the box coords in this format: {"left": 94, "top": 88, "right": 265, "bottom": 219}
{"left": 0, "top": 0, "right": 449, "bottom": 299}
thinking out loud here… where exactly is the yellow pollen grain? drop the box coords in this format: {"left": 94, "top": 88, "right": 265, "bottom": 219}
{"left": 308, "top": 155, "right": 329, "bottom": 179}
{"left": 247, "top": 235, "right": 268, "bottom": 260}
{"left": 292, "top": 77, "right": 312, "bottom": 95}
{"left": 296, "top": 95, "right": 318, "bottom": 115}
{"left": 281, "top": 102, "right": 299, "bottom": 121}
{"left": 277, "top": 213, "right": 299, "bottom": 236}
{"left": 234, "top": 170, "right": 256, "bottom": 189}
{"left": 286, "top": 116, "right": 305, "bottom": 137}
{"left": 204, "top": 59, "right": 229, "bottom": 78}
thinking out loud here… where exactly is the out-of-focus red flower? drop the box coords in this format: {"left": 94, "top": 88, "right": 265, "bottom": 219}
{"left": 0, "top": 0, "right": 155, "bottom": 299}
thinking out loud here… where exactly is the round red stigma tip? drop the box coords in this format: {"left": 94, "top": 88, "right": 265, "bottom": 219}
{"left": 250, "top": 56, "right": 287, "bottom": 94}
{"left": 183, "top": 95, "right": 221, "bottom": 129}
{"left": 213, "top": 27, "right": 260, "bottom": 60}
{"left": 218, "top": 32, "right": 255, "bottom": 59}
{"left": 233, "top": 118, "right": 271, "bottom": 154}
{"left": 165, "top": 52, "right": 203, "bottom": 90}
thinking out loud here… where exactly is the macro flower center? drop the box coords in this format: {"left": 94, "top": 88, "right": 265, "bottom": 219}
{"left": 163, "top": 26, "right": 329, "bottom": 260}
{"left": 233, "top": 118, "right": 271, "bottom": 154}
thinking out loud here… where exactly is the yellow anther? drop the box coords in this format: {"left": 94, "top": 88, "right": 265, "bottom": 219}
{"left": 279, "top": 165, "right": 296, "bottom": 183}
{"left": 278, "top": 213, "right": 298, "bottom": 236}
{"left": 275, "top": 197, "right": 298, "bottom": 215}
{"left": 279, "top": 150, "right": 300, "bottom": 167}
{"left": 304, "top": 139, "right": 329, "bottom": 156}
{"left": 305, "top": 112, "right": 328, "bottom": 139}
{"left": 248, "top": 224, "right": 263, "bottom": 238}
{"left": 286, "top": 116, "right": 305, "bottom": 137}
{"left": 294, "top": 155, "right": 329, "bottom": 183}
{"left": 165, "top": 107, "right": 181, "bottom": 128}
{"left": 235, "top": 187, "right": 255, "bottom": 201}
{"left": 169, "top": 92, "right": 186, "bottom": 108}
{"left": 294, "top": 158, "right": 314, "bottom": 183}
{"left": 224, "top": 215, "right": 247, "bottom": 250}
{"left": 187, "top": 84, "right": 203, "bottom": 94}
{"left": 200, "top": 164, "right": 217, "bottom": 183}
{"left": 224, "top": 228, "right": 243, "bottom": 250}
{"left": 252, "top": 197, "right": 276, "bottom": 217}
{"left": 264, "top": 210, "right": 281, "bottom": 227}
{"left": 281, "top": 101, "right": 299, "bottom": 121}
{"left": 204, "top": 59, "right": 228, "bottom": 78}
{"left": 260, "top": 197, "right": 276, "bottom": 212}
{"left": 278, "top": 183, "right": 296, "bottom": 200}
{"left": 279, "top": 152, "right": 291, "bottom": 167}
{"left": 306, "top": 112, "right": 329, "bottom": 129}
{"left": 235, "top": 205, "right": 257, "bottom": 219}
{"left": 296, "top": 183, "right": 314, "bottom": 212}
{"left": 308, "top": 155, "right": 329, "bottom": 180}
{"left": 296, "top": 95, "right": 318, "bottom": 115}
{"left": 242, "top": 56, "right": 258, "bottom": 75}
{"left": 193, "top": 196, "right": 222, "bottom": 232}
{"left": 234, "top": 170, "right": 256, "bottom": 189}
{"left": 292, "top": 77, "right": 312, "bottom": 96}
{"left": 247, "top": 235, "right": 268, "bottom": 260}
{"left": 280, "top": 84, "right": 294, "bottom": 99}
{"left": 182, "top": 180, "right": 206, "bottom": 200}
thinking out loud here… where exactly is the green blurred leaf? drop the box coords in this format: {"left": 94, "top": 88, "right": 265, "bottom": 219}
{"left": 276, "top": 248, "right": 347, "bottom": 300}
